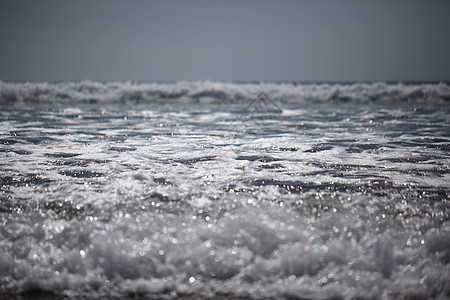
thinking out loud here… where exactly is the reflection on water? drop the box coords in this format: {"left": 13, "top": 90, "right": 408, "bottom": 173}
{"left": 0, "top": 103, "right": 449, "bottom": 299}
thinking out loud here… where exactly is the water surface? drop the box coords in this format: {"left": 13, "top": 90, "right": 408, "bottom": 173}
{"left": 1, "top": 82, "right": 449, "bottom": 299}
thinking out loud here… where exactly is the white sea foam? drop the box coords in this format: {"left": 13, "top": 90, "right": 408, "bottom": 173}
{"left": 1, "top": 80, "right": 449, "bottom": 104}
{"left": 0, "top": 100, "right": 449, "bottom": 299}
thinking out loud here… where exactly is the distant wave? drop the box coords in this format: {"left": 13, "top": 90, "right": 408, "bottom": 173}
{"left": 1, "top": 80, "right": 449, "bottom": 105}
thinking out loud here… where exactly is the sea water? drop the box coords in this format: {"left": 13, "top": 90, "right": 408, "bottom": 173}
{"left": 0, "top": 81, "right": 449, "bottom": 299}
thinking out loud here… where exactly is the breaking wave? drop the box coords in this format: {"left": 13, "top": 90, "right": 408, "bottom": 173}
{"left": 1, "top": 80, "right": 449, "bottom": 105}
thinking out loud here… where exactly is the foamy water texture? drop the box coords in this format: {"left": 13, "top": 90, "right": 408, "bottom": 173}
{"left": 0, "top": 81, "right": 449, "bottom": 299}
{"left": 1, "top": 80, "right": 450, "bottom": 105}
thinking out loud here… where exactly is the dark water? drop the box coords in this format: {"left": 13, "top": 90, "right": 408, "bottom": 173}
{"left": 0, "top": 95, "right": 449, "bottom": 299}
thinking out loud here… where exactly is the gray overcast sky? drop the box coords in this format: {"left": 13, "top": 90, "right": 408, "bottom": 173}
{"left": 1, "top": 0, "right": 449, "bottom": 81}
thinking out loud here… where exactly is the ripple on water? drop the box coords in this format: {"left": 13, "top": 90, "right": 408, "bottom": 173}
{"left": 0, "top": 103, "right": 449, "bottom": 299}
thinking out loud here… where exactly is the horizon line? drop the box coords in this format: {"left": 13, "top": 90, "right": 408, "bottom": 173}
{"left": 2, "top": 79, "right": 450, "bottom": 84}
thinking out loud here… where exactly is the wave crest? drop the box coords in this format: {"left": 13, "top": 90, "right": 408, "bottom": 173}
{"left": 1, "top": 80, "right": 449, "bottom": 104}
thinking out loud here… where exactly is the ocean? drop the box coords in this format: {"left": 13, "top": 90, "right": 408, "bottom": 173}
{"left": 0, "top": 80, "right": 449, "bottom": 299}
